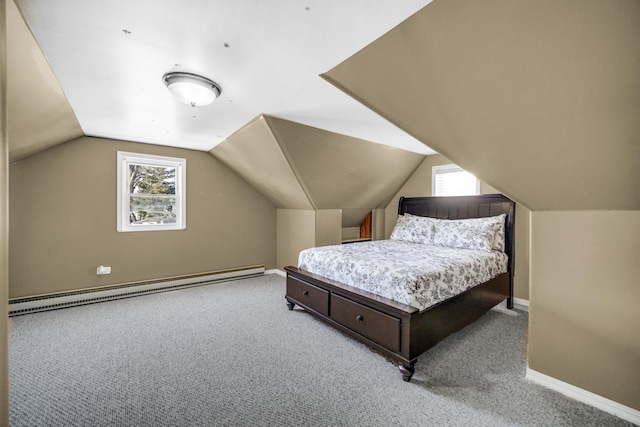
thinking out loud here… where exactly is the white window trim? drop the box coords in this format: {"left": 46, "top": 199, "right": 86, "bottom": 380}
{"left": 431, "top": 164, "right": 480, "bottom": 196}
{"left": 117, "top": 151, "right": 186, "bottom": 232}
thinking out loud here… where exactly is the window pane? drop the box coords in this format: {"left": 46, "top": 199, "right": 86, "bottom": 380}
{"left": 434, "top": 168, "right": 478, "bottom": 196}
{"left": 129, "top": 165, "right": 176, "bottom": 195}
{"left": 129, "top": 194, "right": 177, "bottom": 225}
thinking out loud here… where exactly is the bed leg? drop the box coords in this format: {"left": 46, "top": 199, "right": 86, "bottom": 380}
{"left": 286, "top": 301, "right": 295, "bottom": 310}
{"left": 399, "top": 364, "right": 415, "bottom": 382}
{"left": 507, "top": 296, "right": 514, "bottom": 310}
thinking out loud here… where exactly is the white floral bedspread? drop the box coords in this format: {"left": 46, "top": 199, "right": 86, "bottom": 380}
{"left": 298, "top": 240, "right": 508, "bottom": 312}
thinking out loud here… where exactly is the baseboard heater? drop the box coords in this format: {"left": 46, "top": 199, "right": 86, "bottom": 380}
{"left": 8, "top": 265, "right": 265, "bottom": 316}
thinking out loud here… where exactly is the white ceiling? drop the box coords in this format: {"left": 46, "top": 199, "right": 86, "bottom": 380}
{"left": 15, "top": 0, "right": 435, "bottom": 154}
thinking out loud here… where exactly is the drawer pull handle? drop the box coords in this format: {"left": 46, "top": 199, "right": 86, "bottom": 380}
{"left": 303, "top": 291, "right": 309, "bottom": 296}
{"left": 356, "top": 315, "right": 364, "bottom": 322}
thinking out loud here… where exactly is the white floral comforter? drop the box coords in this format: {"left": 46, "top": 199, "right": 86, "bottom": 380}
{"left": 298, "top": 240, "right": 508, "bottom": 312}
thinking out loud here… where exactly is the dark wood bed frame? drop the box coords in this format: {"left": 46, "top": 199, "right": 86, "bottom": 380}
{"left": 285, "top": 194, "right": 516, "bottom": 382}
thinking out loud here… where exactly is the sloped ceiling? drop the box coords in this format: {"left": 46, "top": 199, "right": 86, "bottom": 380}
{"left": 210, "top": 115, "right": 425, "bottom": 210}
{"left": 209, "top": 116, "right": 313, "bottom": 210}
{"left": 323, "top": 0, "right": 640, "bottom": 211}
{"left": 6, "top": 0, "right": 82, "bottom": 162}
{"left": 12, "top": 0, "right": 434, "bottom": 156}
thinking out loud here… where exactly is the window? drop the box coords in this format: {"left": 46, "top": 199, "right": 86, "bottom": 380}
{"left": 432, "top": 164, "right": 479, "bottom": 196}
{"left": 117, "top": 151, "right": 186, "bottom": 232}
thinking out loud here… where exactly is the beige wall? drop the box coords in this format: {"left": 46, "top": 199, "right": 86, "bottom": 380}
{"left": 514, "top": 207, "right": 530, "bottom": 302}
{"left": 9, "top": 136, "right": 276, "bottom": 298}
{"left": 341, "top": 227, "right": 360, "bottom": 241}
{"left": 371, "top": 209, "right": 385, "bottom": 241}
{"left": 385, "top": 154, "right": 530, "bottom": 301}
{"left": 276, "top": 209, "right": 315, "bottom": 269}
{"left": 529, "top": 211, "right": 640, "bottom": 410}
{"left": 324, "top": 0, "right": 640, "bottom": 212}
{"left": 212, "top": 115, "right": 425, "bottom": 211}
{"left": 6, "top": 0, "right": 82, "bottom": 162}
{"left": 211, "top": 116, "right": 313, "bottom": 210}
{"left": 0, "top": 1, "right": 10, "bottom": 423}
{"left": 315, "top": 210, "right": 342, "bottom": 248}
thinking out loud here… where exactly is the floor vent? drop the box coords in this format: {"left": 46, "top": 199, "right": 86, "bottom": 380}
{"left": 9, "top": 265, "right": 265, "bottom": 316}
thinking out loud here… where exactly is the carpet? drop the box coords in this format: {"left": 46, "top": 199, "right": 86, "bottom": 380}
{"left": 9, "top": 274, "right": 632, "bottom": 426}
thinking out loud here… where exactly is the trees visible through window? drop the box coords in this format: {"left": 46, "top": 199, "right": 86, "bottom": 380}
{"left": 117, "top": 152, "right": 186, "bottom": 232}
{"left": 432, "top": 164, "right": 479, "bottom": 196}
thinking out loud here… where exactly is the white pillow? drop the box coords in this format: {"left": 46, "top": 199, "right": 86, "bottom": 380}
{"left": 389, "top": 213, "right": 437, "bottom": 245}
{"left": 432, "top": 214, "right": 506, "bottom": 252}
{"left": 491, "top": 215, "right": 506, "bottom": 252}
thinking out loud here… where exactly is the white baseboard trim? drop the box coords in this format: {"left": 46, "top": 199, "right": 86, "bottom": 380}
{"left": 525, "top": 368, "right": 640, "bottom": 425}
{"left": 265, "top": 269, "right": 286, "bottom": 277}
{"left": 513, "top": 297, "right": 529, "bottom": 309}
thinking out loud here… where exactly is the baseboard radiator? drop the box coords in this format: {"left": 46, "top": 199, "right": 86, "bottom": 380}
{"left": 9, "top": 265, "right": 265, "bottom": 316}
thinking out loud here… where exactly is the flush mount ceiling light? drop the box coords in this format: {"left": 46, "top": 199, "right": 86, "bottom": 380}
{"left": 162, "top": 72, "right": 222, "bottom": 107}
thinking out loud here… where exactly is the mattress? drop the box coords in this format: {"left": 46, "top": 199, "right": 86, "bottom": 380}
{"left": 298, "top": 240, "right": 508, "bottom": 312}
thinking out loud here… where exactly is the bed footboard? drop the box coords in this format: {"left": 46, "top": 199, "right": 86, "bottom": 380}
{"left": 285, "top": 266, "right": 510, "bottom": 381}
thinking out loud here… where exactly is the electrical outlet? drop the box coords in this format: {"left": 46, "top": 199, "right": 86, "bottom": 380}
{"left": 97, "top": 265, "right": 111, "bottom": 275}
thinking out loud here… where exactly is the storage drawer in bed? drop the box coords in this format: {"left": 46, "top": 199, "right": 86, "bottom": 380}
{"left": 330, "top": 294, "right": 400, "bottom": 353}
{"left": 286, "top": 276, "right": 329, "bottom": 316}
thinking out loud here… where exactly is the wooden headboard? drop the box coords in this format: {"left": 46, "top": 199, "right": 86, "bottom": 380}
{"left": 398, "top": 194, "right": 516, "bottom": 296}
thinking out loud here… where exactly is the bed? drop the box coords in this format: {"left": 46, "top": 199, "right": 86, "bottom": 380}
{"left": 284, "top": 194, "right": 516, "bottom": 382}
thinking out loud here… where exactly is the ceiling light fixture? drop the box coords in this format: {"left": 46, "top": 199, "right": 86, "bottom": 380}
{"left": 162, "top": 72, "right": 222, "bottom": 107}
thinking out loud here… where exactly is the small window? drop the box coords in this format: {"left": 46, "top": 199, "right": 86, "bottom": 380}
{"left": 117, "top": 151, "right": 186, "bottom": 232}
{"left": 432, "top": 164, "right": 479, "bottom": 196}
